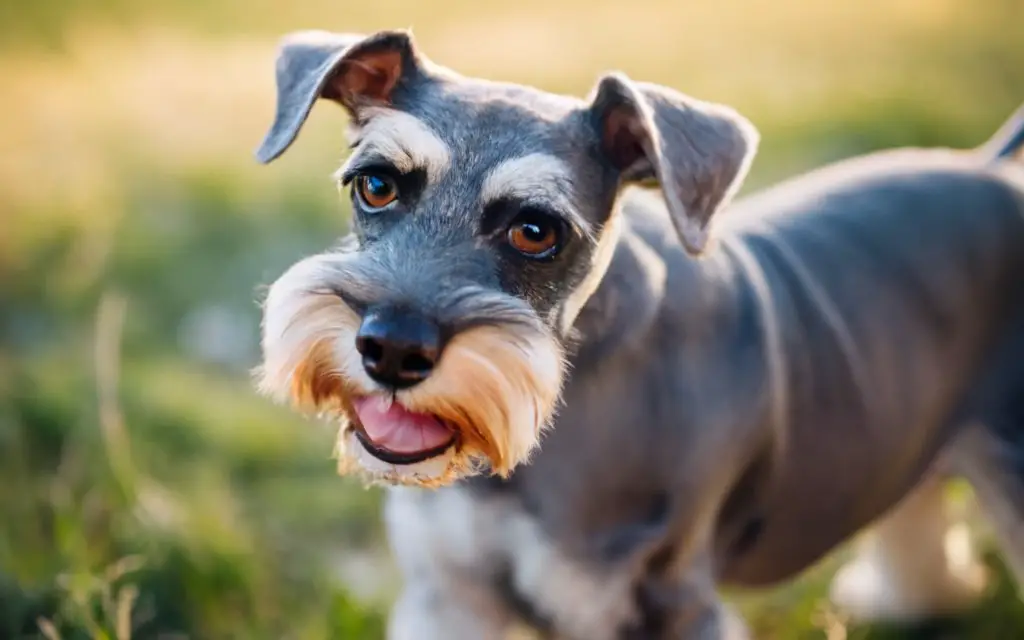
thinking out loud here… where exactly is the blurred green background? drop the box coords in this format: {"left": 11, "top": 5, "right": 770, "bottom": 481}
{"left": 1, "top": 0, "right": 1023, "bottom": 638}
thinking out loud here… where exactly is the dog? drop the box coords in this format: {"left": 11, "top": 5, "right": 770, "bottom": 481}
{"left": 253, "top": 28, "right": 1024, "bottom": 639}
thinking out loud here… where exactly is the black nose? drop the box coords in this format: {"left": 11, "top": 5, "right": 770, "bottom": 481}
{"left": 355, "top": 308, "right": 442, "bottom": 389}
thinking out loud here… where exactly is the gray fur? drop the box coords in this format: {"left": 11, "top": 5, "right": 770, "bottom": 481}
{"left": 255, "top": 29, "right": 1024, "bottom": 639}
{"left": 255, "top": 31, "right": 362, "bottom": 163}
{"left": 589, "top": 73, "right": 757, "bottom": 255}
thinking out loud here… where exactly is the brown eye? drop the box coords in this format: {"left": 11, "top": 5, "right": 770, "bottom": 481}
{"left": 356, "top": 174, "right": 398, "bottom": 209}
{"left": 507, "top": 210, "right": 562, "bottom": 258}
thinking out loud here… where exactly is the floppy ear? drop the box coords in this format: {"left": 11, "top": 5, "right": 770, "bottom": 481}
{"left": 589, "top": 72, "right": 759, "bottom": 255}
{"left": 255, "top": 29, "right": 423, "bottom": 164}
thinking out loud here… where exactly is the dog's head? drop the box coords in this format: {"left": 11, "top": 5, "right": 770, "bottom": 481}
{"left": 254, "top": 29, "right": 758, "bottom": 487}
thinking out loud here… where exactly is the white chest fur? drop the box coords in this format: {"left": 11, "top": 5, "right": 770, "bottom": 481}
{"left": 384, "top": 486, "right": 639, "bottom": 640}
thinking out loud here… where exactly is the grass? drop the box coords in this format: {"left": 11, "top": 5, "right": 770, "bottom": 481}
{"left": 0, "top": 0, "right": 1022, "bottom": 637}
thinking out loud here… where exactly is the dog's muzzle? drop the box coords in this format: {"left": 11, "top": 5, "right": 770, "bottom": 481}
{"left": 346, "top": 306, "right": 459, "bottom": 464}
{"left": 256, "top": 252, "right": 568, "bottom": 487}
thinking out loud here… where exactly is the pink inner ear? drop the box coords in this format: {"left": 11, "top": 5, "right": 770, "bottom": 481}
{"left": 330, "top": 49, "right": 404, "bottom": 104}
{"left": 602, "top": 105, "right": 649, "bottom": 173}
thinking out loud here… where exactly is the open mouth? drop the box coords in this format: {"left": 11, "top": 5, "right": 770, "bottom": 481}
{"left": 349, "top": 396, "right": 457, "bottom": 465}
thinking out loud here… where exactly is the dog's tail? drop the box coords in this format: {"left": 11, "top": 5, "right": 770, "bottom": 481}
{"left": 979, "top": 102, "right": 1024, "bottom": 162}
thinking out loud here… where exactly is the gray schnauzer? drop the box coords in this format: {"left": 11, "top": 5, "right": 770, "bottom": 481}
{"left": 253, "top": 28, "right": 1024, "bottom": 639}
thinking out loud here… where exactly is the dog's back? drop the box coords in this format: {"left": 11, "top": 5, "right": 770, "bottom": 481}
{"left": 701, "top": 145, "right": 1024, "bottom": 583}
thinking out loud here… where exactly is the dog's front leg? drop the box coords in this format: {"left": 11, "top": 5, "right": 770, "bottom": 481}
{"left": 654, "top": 600, "right": 749, "bottom": 640}
{"left": 384, "top": 488, "right": 517, "bottom": 640}
{"left": 662, "top": 593, "right": 750, "bottom": 640}
{"left": 635, "top": 592, "right": 748, "bottom": 640}
{"left": 632, "top": 556, "right": 751, "bottom": 640}
{"left": 388, "top": 577, "right": 513, "bottom": 640}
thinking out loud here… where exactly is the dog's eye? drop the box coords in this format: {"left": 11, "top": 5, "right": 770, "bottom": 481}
{"left": 356, "top": 174, "right": 399, "bottom": 210}
{"left": 507, "top": 209, "right": 562, "bottom": 259}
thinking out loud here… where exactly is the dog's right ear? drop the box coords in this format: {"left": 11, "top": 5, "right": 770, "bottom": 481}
{"left": 255, "top": 29, "right": 423, "bottom": 164}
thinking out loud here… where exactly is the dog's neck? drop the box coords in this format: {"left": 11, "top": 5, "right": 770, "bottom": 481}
{"left": 567, "top": 223, "right": 666, "bottom": 365}
{"left": 569, "top": 198, "right": 743, "bottom": 370}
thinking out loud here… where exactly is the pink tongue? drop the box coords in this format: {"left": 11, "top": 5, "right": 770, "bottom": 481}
{"left": 353, "top": 397, "right": 453, "bottom": 454}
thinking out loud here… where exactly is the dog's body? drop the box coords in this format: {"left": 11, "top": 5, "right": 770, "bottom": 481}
{"left": 251, "top": 29, "right": 1024, "bottom": 639}
{"left": 386, "top": 145, "right": 1024, "bottom": 639}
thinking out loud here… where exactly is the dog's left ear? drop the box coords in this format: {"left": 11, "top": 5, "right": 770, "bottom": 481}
{"left": 589, "top": 73, "right": 759, "bottom": 255}
{"left": 255, "top": 29, "right": 424, "bottom": 164}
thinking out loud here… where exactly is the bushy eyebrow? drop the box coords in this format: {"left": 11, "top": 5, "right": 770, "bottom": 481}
{"left": 334, "top": 107, "right": 451, "bottom": 186}
{"left": 480, "top": 153, "right": 594, "bottom": 240}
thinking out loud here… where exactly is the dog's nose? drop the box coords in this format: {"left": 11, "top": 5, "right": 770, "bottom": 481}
{"left": 355, "top": 308, "right": 442, "bottom": 389}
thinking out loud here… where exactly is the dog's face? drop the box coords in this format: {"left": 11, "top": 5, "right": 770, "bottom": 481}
{"left": 255, "top": 30, "right": 758, "bottom": 487}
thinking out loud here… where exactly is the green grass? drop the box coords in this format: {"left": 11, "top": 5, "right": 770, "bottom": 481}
{"left": 1, "top": 0, "right": 1022, "bottom": 637}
